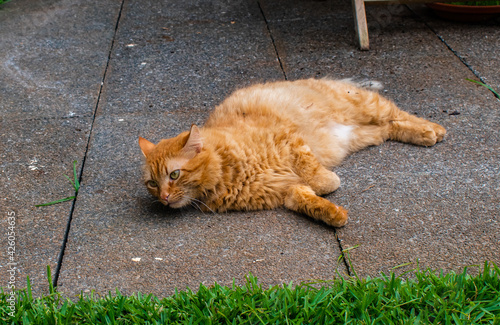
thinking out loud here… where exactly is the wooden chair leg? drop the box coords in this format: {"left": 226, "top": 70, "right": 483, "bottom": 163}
{"left": 352, "top": 0, "right": 369, "bottom": 50}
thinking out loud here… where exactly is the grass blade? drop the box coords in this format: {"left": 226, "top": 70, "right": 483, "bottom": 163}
{"left": 391, "top": 262, "right": 413, "bottom": 270}
{"left": 35, "top": 196, "right": 75, "bottom": 207}
{"left": 466, "top": 78, "right": 500, "bottom": 99}
{"left": 47, "top": 265, "right": 55, "bottom": 295}
{"left": 64, "top": 174, "right": 77, "bottom": 191}
{"left": 72, "top": 160, "right": 80, "bottom": 191}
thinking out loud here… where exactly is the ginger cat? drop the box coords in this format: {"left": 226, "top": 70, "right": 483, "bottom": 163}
{"left": 138, "top": 78, "right": 446, "bottom": 227}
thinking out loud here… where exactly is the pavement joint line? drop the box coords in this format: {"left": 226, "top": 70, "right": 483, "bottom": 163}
{"left": 257, "top": 0, "right": 288, "bottom": 80}
{"left": 406, "top": 5, "right": 498, "bottom": 99}
{"left": 51, "top": 0, "right": 126, "bottom": 289}
{"left": 335, "top": 230, "right": 353, "bottom": 276}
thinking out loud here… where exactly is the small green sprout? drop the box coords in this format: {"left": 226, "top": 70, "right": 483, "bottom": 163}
{"left": 35, "top": 160, "right": 80, "bottom": 207}
{"left": 466, "top": 78, "right": 500, "bottom": 99}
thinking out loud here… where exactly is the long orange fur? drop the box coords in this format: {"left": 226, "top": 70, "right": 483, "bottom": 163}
{"left": 139, "top": 78, "right": 446, "bottom": 227}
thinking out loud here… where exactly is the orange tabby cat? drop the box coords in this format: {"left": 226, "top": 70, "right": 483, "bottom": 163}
{"left": 139, "top": 78, "right": 446, "bottom": 227}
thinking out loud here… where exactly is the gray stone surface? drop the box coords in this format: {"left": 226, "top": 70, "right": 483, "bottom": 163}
{"left": 0, "top": 0, "right": 121, "bottom": 295}
{"left": 56, "top": 0, "right": 346, "bottom": 297}
{"left": 1, "top": 0, "right": 498, "bottom": 299}
{"left": 100, "top": 0, "right": 282, "bottom": 118}
{"left": 409, "top": 4, "right": 500, "bottom": 95}
{"left": 0, "top": 117, "right": 91, "bottom": 294}
{"left": 0, "top": 0, "right": 122, "bottom": 119}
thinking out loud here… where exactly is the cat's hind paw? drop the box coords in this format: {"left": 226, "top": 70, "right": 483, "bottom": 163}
{"left": 420, "top": 123, "right": 447, "bottom": 146}
{"left": 391, "top": 120, "right": 446, "bottom": 147}
{"left": 312, "top": 171, "right": 341, "bottom": 196}
{"left": 431, "top": 122, "right": 446, "bottom": 143}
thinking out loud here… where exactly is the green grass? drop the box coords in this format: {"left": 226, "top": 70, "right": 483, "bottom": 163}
{"left": 467, "top": 78, "right": 500, "bottom": 99}
{"left": 35, "top": 160, "right": 80, "bottom": 207}
{"left": 1, "top": 262, "right": 500, "bottom": 324}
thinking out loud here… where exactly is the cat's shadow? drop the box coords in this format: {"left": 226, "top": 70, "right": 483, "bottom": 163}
{"left": 135, "top": 196, "right": 183, "bottom": 222}
{"left": 135, "top": 194, "right": 340, "bottom": 231}
{"left": 135, "top": 195, "right": 216, "bottom": 226}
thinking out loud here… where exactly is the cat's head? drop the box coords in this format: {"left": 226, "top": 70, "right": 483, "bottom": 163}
{"left": 138, "top": 125, "right": 215, "bottom": 208}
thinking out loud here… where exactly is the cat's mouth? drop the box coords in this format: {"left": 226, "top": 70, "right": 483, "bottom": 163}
{"left": 170, "top": 200, "right": 191, "bottom": 209}
{"left": 159, "top": 196, "right": 190, "bottom": 209}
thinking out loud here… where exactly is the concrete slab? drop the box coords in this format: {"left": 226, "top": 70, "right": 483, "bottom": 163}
{"left": 0, "top": 117, "right": 92, "bottom": 295}
{"left": 0, "top": 0, "right": 120, "bottom": 296}
{"left": 258, "top": 0, "right": 352, "bottom": 22}
{"left": 0, "top": 0, "right": 121, "bottom": 119}
{"left": 409, "top": 4, "right": 500, "bottom": 95}
{"left": 100, "top": 0, "right": 282, "bottom": 118}
{"left": 262, "top": 1, "right": 475, "bottom": 104}
{"left": 261, "top": 0, "right": 500, "bottom": 276}
{"left": 119, "top": 0, "right": 263, "bottom": 23}
{"left": 57, "top": 115, "right": 346, "bottom": 297}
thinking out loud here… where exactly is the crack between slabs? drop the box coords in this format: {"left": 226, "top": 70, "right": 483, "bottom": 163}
{"left": 51, "top": 0, "right": 126, "bottom": 288}
{"left": 334, "top": 229, "right": 353, "bottom": 277}
{"left": 257, "top": 0, "right": 288, "bottom": 80}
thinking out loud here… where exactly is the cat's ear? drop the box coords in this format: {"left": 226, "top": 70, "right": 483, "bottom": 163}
{"left": 138, "top": 137, "right": 156, "bottom": 157}
{"left": 181, "top": 124, "right": 203, "bottom": 159}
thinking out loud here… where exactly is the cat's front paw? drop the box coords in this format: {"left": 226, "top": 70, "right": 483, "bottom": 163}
{"left": 325, "top": 204, "right": 348, "bottom": 227}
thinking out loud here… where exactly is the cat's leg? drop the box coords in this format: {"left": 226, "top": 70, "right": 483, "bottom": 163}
{"left": 359, "top": 94, "right": 446, "bottom": 147}
{"left": 389, "top": 112, "right": 446, "bottom": 147}
{"left": 349, "top": 125, "right": 389, "bottom": 152}
{"left": 316, "top": 79, "right": 446, "bottom": 149}
{"left": 284, "top": 184, "right": 348, "bottom": 227}
{"left": 345, "top": 90, "right": 446, "bottom": 148}
{"left": 291, "top": 144, "right": 340, "bottom": 195}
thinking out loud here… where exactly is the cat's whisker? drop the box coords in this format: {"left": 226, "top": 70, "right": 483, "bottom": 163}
{"left": 184, "top": 195, "right": 217, "bottom": 214}
{"left": 189, "top": 201, "right": 203, "bottom": 213}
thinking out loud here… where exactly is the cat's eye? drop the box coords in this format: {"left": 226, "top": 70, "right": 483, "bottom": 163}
{"left": 146, "top": 180, "right": 158, "bottom": 188}
{"left": 169, "top": 169, "right": 180, "bottom": 180}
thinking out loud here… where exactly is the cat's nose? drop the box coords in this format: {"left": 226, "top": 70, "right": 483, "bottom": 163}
{"left": 164, "top": 194, "right": 170, "bottom": 202}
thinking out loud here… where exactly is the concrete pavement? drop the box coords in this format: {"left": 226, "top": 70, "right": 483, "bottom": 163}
{"left": 1, "top": 0, "right": 498, "bottom": 297}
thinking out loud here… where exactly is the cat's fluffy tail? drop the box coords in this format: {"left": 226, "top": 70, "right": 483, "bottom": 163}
{"left": 341, "top": 78, "right": 384, "bottom": 91}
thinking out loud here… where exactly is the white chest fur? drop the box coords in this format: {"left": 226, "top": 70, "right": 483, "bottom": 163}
{"left": 330, "top": 122, "right": 354, "bottom": 147}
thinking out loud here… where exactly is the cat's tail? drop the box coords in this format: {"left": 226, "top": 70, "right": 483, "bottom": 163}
{"left": 340, "top": 78, "right": 384, "bottom": 91}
